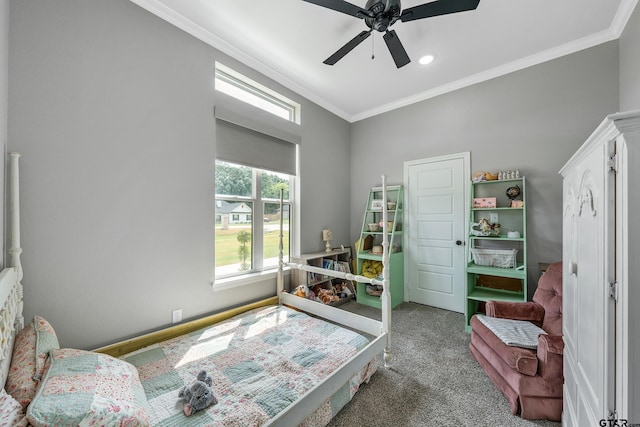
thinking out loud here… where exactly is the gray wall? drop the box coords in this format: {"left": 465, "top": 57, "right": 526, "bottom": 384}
{"left": 8, "top": 0, "right": 350, "bottom": 349}
{"left": 0, "top": 0, "right": 7, "bottom": 267}
{"left": 349, "top": 41, "right": 620, "bottom": 292}
{"left": 620, "top": 3, "right": 640, "bottom": 111}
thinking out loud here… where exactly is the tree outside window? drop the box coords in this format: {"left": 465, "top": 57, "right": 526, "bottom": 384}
{"left": 215, "top": 161, "right": 291, "bottom": 278}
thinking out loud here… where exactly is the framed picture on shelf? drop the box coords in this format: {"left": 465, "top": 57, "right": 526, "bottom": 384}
{"left": 370, "top": 199, "right": 384, "bottom": 210}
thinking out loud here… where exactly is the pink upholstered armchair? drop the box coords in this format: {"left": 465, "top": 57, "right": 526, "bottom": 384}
{"left": 469, "top": 262, "right": 563, "bottom": 421}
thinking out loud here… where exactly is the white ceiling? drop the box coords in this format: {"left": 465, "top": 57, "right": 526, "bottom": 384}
{"left": 130, "top": 0, "right": 637, "bottom": 122}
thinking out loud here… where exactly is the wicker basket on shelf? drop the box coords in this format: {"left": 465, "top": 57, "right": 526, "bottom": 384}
{"left": 470, "top": 248, "right": 518, "bottom": 269}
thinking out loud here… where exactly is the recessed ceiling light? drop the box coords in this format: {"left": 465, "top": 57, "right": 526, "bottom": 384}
{"left": 419, "top": 55, "right": 435, "bottom": 65}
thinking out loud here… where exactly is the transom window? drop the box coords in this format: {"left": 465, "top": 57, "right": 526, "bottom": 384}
{"left": 215, "top": 62, "right": 300, "bottom": 124}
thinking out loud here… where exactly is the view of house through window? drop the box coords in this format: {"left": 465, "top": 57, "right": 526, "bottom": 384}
{"left": 215, "top": 161, "right": 291, "bottom": 278}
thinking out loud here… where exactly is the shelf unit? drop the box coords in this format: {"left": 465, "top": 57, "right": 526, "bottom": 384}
{"left": 290, "top": 248, "right": 355, "bottom": 307}
{"left": 465, "top": 177, "right": 527, "bottom": 331}
{"left": 355, "top": 185, "right": 404, "bottom": 309}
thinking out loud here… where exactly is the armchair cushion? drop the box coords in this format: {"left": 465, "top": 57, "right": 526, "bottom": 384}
{"left": 475, "top": 314, "right": 547, "bottom": 349}
{"left": 532, "top": 262, "right": 563, "bottom": 335}
{"left": 486, "top": 301, "right": 545, "bottom": 327}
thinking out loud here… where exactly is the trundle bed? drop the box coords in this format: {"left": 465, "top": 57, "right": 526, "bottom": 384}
{"left": 0, "top": 153, "right": 394, "bottom": 426}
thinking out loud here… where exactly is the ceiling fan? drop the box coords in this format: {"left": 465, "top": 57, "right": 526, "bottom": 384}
{"left": 303, "top": 0, "right": 481, "bottom": 68}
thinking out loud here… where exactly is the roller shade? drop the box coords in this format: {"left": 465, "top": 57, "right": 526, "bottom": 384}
{"left": 215, "top": 92, "right": 300, "bottom": 176}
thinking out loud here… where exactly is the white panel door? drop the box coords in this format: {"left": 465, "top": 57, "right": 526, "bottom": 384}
{"left": 405, "top": 154, "right": 468, "bottom": 312}
{"left": 562, "top": 140, "right": 615, "bottom": 427}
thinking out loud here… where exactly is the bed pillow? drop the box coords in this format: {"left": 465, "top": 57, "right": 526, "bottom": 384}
{"left": 33, "top": 315, "right": 60, "bottom": 380}
{"left": 26, "top": 348, "right": 151, "bottom": 427}
{"left": 0, "top": 389, "right": 28, "bottom": 426}
{"left": 5, "top": 316, "right": 59, "bottom": 409}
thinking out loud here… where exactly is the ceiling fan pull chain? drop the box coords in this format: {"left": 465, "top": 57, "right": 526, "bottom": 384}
{"left": 371, "top": 35, "right": 375, "bottom": 60}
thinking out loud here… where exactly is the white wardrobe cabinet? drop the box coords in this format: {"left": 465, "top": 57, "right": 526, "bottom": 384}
{"left": 560, "top": 110, "right": 640, "bottom": 426}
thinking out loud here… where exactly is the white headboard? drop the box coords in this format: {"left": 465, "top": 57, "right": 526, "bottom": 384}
{"left": 0, "top": 268, "right": 21, "bottom": 389}
{"left": 1, "top": 153, "right": 24, "bottom": 389}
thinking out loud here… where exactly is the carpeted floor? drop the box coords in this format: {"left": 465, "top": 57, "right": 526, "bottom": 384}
{"left": 327, "top": 301, "right": 562, "bottom": 427}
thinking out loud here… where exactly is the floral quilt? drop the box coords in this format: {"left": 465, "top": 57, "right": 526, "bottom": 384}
{"left": 123, "top": 305, "right": 377, "bottom": 426}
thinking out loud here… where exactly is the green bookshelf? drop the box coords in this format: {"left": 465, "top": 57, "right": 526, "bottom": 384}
{"left": 465, "top": 177, "right": 527, "bottom": 331}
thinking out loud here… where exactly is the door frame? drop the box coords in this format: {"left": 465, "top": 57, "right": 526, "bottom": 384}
{"left": 403, "top": 152, "right": 471, "bottom": 305}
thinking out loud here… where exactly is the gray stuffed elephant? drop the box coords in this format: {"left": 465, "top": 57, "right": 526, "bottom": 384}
{"left": 178, "top": 370, "right": 218, "bottom": 416}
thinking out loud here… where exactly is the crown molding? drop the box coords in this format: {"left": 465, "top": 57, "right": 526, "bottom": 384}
{"left": 611, "top": 0, "right": 639, "bottom": 37}
{"left": 128, "top": 0, "right": 352, "bottom": 122}
{"left": 351, "top": 25, "right": 623, "bottom": 122}
{"left": 130, "top": 0, "right": 638, "bottom": 124}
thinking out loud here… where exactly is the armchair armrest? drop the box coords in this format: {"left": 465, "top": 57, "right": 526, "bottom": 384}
{"left": 537, "top": 334, "right": 564, "bottom": 379}
{"left": 486, "top": 300, "right": 545, "bottom": 326}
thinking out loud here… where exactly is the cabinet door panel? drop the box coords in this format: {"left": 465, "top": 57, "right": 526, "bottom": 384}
{"left": 562, "top": 181, "right": 578, "bottom": 366}
{"left": 562, "top": 142, "right": 614, "bottom": 426}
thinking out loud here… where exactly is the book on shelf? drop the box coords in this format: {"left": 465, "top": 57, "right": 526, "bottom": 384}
{"left": 307, "top": 271, "right": 328, "bottom": 284}
{"left": 334, "top": 260, "right": 351, "bottom": 273}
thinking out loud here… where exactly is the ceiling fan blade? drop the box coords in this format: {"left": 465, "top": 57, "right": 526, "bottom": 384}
{"left": 302, "top": 0, "right": 372, "bottom": 19}
{"left": 400, "top": 0, "right": 480, "bottom": 22}
{"left": 383, "top": 30, "right": 410, "bottom": 68}
{"left": 324, "top": 30, "right": 372, "bottom": 65}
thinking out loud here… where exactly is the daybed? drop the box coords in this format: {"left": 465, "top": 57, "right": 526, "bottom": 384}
{"left": 469, "top": 261, "right": 563, "bottom": 421}
{"left": 0, "top": 153, "right": 395, "bottom": 426}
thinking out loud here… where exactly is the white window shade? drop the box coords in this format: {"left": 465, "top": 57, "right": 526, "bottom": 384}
{"left": 215, "top": 92, "right": 300, "bottom": 176}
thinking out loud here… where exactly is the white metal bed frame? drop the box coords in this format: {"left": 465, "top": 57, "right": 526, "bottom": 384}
{"left": 0, "top": 153, "right": 391, "bottom": 426}
{"left": 270, "top": 175, "right": 393, "bottom": 426}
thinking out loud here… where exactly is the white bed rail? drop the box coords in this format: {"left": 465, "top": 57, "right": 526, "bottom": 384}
{"left": 285, "top": 262, "right": 384, "bottom": 287}
{"left": 280, "top": 292, "right": 383, "bottom": 337}
{"left": 266, "top": 333, "right": 386, "bottom": 427}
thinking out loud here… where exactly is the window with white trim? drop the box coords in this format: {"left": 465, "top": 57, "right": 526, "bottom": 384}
{"left": 215, "top": 161, "right": 291, "bottom": 278}
{"left": 215, "top": 62, "right": 300, "bottom": 124}
{"left": 214, "top": 64, "right": 298, "bottom": 280}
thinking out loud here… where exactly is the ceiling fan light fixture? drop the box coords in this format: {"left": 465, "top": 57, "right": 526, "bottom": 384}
{"left": 419, "top": 54, "right": 435, "bottom": 65}
{"left": 303, "top": 0, "right": 480, "bottom": 67}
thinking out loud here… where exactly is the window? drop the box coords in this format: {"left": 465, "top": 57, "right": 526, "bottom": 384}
{"left": 215, "top": 62, "right": 300, "bottom": 124}
{"left": 215, "top": 161, "right": 291, "bottom": 278}
{"left": 214, "top": 64, "right": 298, "bottom": 281}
